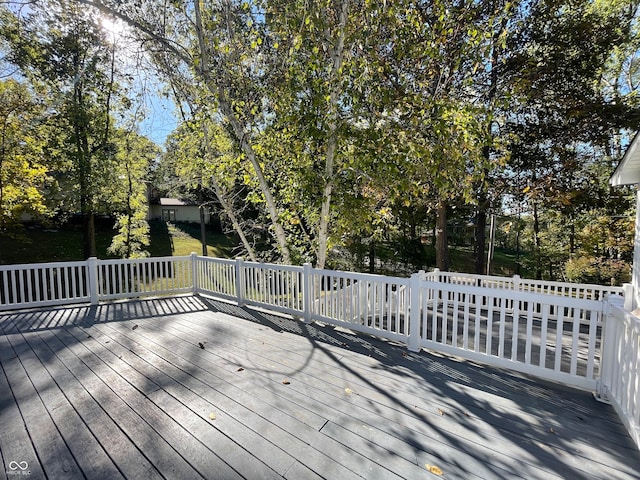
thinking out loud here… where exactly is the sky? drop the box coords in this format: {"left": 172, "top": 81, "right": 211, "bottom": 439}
{"left": 103, "top": 15, "right": 178, "bottom": 148}
{"left": 138, "top": 91, "right": 178, "bottom": 147}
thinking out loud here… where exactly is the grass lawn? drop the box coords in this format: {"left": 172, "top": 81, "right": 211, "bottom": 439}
{"left": 0, "top": 221, "right": 236, "bottom": 265}
{"left": 148, "top": 221, "right": 236, "bottom": 258}
{"left": 1, "top": 222, "right": 526, "bottom": 280}
{"left": 450, "top": 246, "right": 531, "bottom": 278}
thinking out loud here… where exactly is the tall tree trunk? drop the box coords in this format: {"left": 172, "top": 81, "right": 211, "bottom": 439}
{"left": 475, "top": 14, "right": 505, "bottom": 275}
{"left": 74, "top": 80, "right": 96, "bottom": 259}
{"left": 316, "top": 0, "right": 350, "bottom": 271}
{"left": 193, "top": 0, "right": 291, "bottom": 264}
{"left": 475, "top": 190, "right": 487, "bottom": 274}
{"left": 368, "top": 240, "right": 375, "bottom": 274}
{"left": 201, "top": 122, "right": 259, "bottom": 262}
{"left": 436, "top": 200, "right": 449, "bottom": 270}
{"left": 533, "top": 201, "right": 542, "bottom": 280}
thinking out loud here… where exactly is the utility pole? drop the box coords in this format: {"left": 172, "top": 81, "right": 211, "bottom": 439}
{"left": 486, "top": 214, "right": 496, "bottom": 276}
{"left": 199, "top": 205, "right": 207, "bottom": 256}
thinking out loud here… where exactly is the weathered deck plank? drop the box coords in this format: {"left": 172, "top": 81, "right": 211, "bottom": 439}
{"left": 166, "top": 311, "right": 591, "bottom": 479}
{"left": 168, "top": 308, "right": 633, "bottom": 479}
{"left": 0, "top": 296, "right": 639, "bottom": 480}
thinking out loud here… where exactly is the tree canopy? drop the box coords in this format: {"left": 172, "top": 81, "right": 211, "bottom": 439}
{"left": 1, "top": 0, "right": 639, "bottom": 282}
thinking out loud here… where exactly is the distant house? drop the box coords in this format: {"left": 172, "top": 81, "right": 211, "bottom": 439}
{"left": 148, "top": 197, "right": 211, "bottom": 224}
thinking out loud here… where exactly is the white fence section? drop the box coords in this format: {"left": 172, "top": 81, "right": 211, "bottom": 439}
{"left": 1, "top": 255, "right": 638, "bottom": 447}
{"left": 195, "top": 256, "right": 238, "bottom": 302}
{"left": 408, "top": 277, "right": 604, "bottom": 390}
{"left": 0, "top": 260, "right": 90, "bottom": 310}
{"left": 0, "top": 256, "right": 195, "bottom": 311}
{"left": 97, "top": 256, "right": 194, "bottom": 300}
{"left": 307, "top": 268, "right": 410, "bottom": 342}
{"left": 600, "top": 298, "right": 640, "bottom": 449}
{"left": 239, "top": 260, "right": 305, "bottom": 317}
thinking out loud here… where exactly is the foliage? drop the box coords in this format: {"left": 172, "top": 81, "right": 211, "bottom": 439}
{"left": 106, "top": 130, "right": 158, "bottom": 258}
{"left": 0, "top": 79, "right": 50, "bottom": 234}
{"left": 565, "top": 256, "right": 631, "bottom": 285}
{"left": 2, "top": 0, "right": 639, "bottom": 284}
{"left": 0, "top": 0, "right": 154, "bottom": 258}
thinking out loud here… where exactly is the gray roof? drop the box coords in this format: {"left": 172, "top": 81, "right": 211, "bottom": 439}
{"left": 157, "top": 198, "right": 197, "bottom": 206}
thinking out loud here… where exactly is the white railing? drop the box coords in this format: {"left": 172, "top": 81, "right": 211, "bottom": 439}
{"left": 193, "top": 259, "right": 410, "bottom": 340}
{"left": 0, "top": 260, "right": 90, "bottom": 310}
{"left": 0, "top": 256, "right": 196, "bottom": 311}
{"left": 239, "top": 260, "right": 305, "bottom": 317}
{"left": 408, "top": 276, "right": 604, "bottom": 391}
{"left": 426, "top": 270, "right": 623, "bottom": 326}
{"left": 1, "top": 256, "right": 638, "bottom": 448}
{"left": 307, "top": 268, "right": 410, "bottom": 341}
{"left": 195, "top": 256, "right": 238, "bottom": 302}
{"left": 599, "top": 298, "right": 640, "bottom": 449}
{"left": 97, "top": 256, "right": 194, "bottom": 300}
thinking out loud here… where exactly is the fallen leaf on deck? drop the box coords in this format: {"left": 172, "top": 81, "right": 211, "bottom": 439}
{"left": 282, "top": 379, "right": 291, "bottom": 385}
{"left": 425, "top": 464, "right": 443, "bottom": 476}
{"left": 345, "top": 388, "right": 353, "bottom": 395}
{"left": 132, "top": 325, "right": 138, "bottom": 330}
{"left": 209, "top": 412, "right": 216, "bottom": 420}
{"left": 199, "top": 342, "right": 205, "bottom": 349}
{"left": 236, "top": 367, "right": 245, "bottom": 372}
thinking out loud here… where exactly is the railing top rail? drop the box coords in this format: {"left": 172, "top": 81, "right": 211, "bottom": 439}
{"left": 241, "top": 261, "right": 303, "bottom": 273}
{"left": 311, "top": 267, "right": 411, "bottom": 285}
{"left": 421, "top": 279, "right": 605, "bottom": 310}
{"left": 518, "top": 277, "right": 623, "bottom": 290}
{"left": 432, "top": 269, "right": 624, "bottom": 293}
{"left": 197, "top": 256, "right": 236, "bottom": 265}
{"left": 0, "top": 260, "right": 88, "bottom": 270}
{"left": 98, "top": 255, "right": 191, "bottom": 265}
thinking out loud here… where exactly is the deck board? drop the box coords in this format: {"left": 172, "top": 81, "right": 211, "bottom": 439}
{"left": 1, "top": 295, "right": 639, "bottom": 480}
{"left": 168, "top": 309, "right": 633, "bottom": 478}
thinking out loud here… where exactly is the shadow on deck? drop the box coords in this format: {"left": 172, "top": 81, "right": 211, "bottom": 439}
{"left": 0, "top": 295, "right": 638, "bottom": 480}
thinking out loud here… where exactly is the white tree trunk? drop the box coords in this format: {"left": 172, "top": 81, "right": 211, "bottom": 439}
{"left": 193, "top": 0, "right": 291, "bottom": 264}
{"left": 316, "top": 0, "right": 350, "bottom": 270}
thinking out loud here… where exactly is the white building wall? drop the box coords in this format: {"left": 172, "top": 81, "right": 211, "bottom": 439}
{"left": 633, "top": 188, "right": 640, "bottom": 310}
{"left": 149, "top": 205, "right": 210, "bottom": 224}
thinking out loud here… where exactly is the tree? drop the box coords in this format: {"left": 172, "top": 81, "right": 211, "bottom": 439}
{"left": 0, "top": 78, "right": 49, "bottom": 236}
{"left": 1, "top": 0, "right": 127, "bottom": 258}
{"left": 501, "top": 0, "right": 640, "bottom": 279}
{"left": 161, "top": 116, "right": 261, "bottom": 262}
{"left": 106, "top": 129, "right": 157, "bottom": 258}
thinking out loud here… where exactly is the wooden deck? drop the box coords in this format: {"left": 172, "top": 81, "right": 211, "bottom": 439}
{"left": 1, "top": 296, "right": 639, "bottom": 480}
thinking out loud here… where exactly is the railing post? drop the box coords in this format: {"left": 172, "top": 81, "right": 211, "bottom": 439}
{"left": 408, "top": 272, "right": 422, "bottom": 352}
{"left": 191, "top": 252, "right": 198, "bottom": 294}
{"left": 511, "top": 275, "right": 521, "bottom": 310}
{"left": 235, "top": 257, "right": 245, "bottom": 307}
{"left": 87, "top": 257, "right": 98, "bottom": 305}
{"left": 302, "top": 263, "right": 312, "bottom": 324}
{"left": 623, "top": 283, "right": 634, "bottom": 311}
{"left": 596, "top": 294, "right": 623, "bottom": 402}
